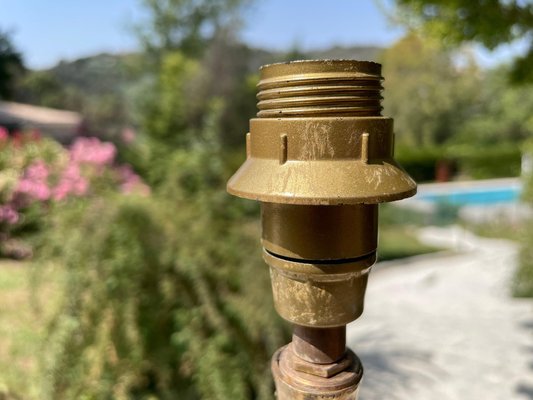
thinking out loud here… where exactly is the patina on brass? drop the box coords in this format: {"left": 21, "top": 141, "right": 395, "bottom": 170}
{"left": 227, "top": 60, "right": 416, "bottom": 399}
{"left": 292, "top": 325, "right": 346, "bottom": 364}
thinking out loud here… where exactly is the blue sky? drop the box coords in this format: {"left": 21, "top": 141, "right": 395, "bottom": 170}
{"left": 241, "top": 0, "right": 404, "bottom": 50}
{"left": 0, "top": 0, "right": 142, "bottom": 68}
{"left": 0, "top": 0, "right": 403, "bottom": 68}
{"left": 0, "top": 0, "right": 524, "bottom": 69}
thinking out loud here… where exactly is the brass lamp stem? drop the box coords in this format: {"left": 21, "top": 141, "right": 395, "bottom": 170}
{"left": 228, "top": 60, "right": 416, "bottom": 399}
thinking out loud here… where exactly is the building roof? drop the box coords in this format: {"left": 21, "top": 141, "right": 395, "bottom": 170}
{"left": 0, "top": 101, "right": 82, "bottom": 127}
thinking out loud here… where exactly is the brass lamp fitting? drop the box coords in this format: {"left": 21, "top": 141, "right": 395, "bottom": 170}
{"left": 227, "top": 60, "right": 416, "bottom": 399}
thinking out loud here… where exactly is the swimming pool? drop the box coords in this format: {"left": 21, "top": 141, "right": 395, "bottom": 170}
{"left": 416, "top": 184, "right": 522, "bottom": 206}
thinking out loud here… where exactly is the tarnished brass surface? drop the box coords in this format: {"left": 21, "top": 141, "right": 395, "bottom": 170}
{"left": 291, "top": 352, "right": 352, "bottom": 378}
{"left": 257, "top": 59, "right": 382, "bottom": 118}
{"left": 272, "top": 345, "right": 362, "bottom": 400}
{"left": 227, "top": 60, "right": 416, "bottom": 205}
{"left": 262, "top": 203, "right": 377, "bottom": 260}
{"left": 293, "top": 325, "right": 346, "bottom": 364}
{"left": 227, "top": 60, "right": 417, "bottom": 399}
{"left": 227, "top": 117, "right": 416, "bottom": 205}
{"left": 264, "top": 250, "right": 372, "bottom": 327}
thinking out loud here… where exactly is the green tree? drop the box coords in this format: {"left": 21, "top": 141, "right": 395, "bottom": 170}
{"left": 0, "top": 29, "right": 24, "bottom": 99}
{"left": 137, "top": 52, "right": 201, "bottom": 149}
{"left": 389, "top": 0, "right": 533, "bottom": 295}
{"left": 132, "top": 0, "right": 256, "bottom": 151}
{"left": 137, "top": 0, "right": 249, "bottom": 60}
{"left": 439, "top": 65, "right": 532, "bottom": 179}
{"left": 382, "top": 33, "right": 479, "bottom": 147}
{"left": 16, "top": 71, "right": 67, "bottom": 108}
{"left": 451, "top": 65, "right": 533, "bottom": 146}
{"left": 392, "top": 0, "right": 533, "bottom": 83}
{"left": 15, "top": 54, "right": 135, "bottom": 140}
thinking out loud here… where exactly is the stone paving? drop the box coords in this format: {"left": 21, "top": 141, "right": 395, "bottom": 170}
{"left": 348, "top": 226, "right": 533, "bottom": 400}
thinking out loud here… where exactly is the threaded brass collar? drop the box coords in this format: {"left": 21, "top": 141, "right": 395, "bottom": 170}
{"left": 227, "top": 60, "right": 416, "bottom": 205}
{"left": 257, "top": 60, "right": 383, "bottom": 118}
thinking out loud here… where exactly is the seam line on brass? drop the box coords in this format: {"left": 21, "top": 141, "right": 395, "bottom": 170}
{"left": 265, "top": 249, "right": 376, "bottom": 265}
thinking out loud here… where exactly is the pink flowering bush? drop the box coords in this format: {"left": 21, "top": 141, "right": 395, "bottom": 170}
{"left": 0, "top": 131, "right": 150, "bottom": 258}
{"left": 70, "top": 137, "right": 117, "bottom": 166}
{"left": 0, "top": 205, "right": 19, "bottom": 225}
{"left": 15, "top": 160, "right": 52, "bottom": 202}
{"left": 52, "top": 162, "right": 89, "bottom": 201}
{"left": 0, "top": 126, "right": 8, "bottom": 141}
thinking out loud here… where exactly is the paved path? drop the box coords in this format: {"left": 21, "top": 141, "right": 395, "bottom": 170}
{"left": 347, "top": 226, "right": 533, "bottom": 400}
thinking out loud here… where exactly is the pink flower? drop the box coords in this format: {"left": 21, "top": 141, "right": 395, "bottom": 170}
{"left": 26, "top": 160, "right": 49, "bottom": 181}
{"left": 117, "top": 165, "right": 150, "bottom": 196}
{"left": 14, "top": 160, "right": 51, "bottom": 202}
{"left": 121, "top": 127, "right": 136, "bottom": 144}
{"left": 53, "top": 162, "right": 89, "bottom": 201}
{"left": 70, "top": 137, "right": 117, "bottom": 166}
{"left": 12, "top": 131, "right": 23, "bottom": 147}
{"left": 117, "top": 165, "right": 139, "bottom": 183}
{"left": 30, "top": 129, "right": 41, "bottom": 141}
{"left": 0, "top": 126, "right": 8, "bottom": 141}
{"left": 15, "top": 180, "right": 51, "bottom": 201}
{"left": 0, "top": 205, "right": 20, "bottom": 225}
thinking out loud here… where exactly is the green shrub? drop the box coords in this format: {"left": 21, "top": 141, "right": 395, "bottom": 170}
{"left": 36, "top": 134, "right": 289, "bottom": 399}
{"left": 38, "top": 190, "right": 288, "bottom": 400}
{"left": 0, "top": 134, "right": 149, "bottom": 258}
{"left": 379, "top": 204, "right": 429, "bottom": 227}
{"left": 395, "top": 144, "right": 522, "bottom": 183}
{"left": 514, "top": 233, "right": 533, "bottom": 297}
{"left": 452, "top": 144, "right": 521, "bottom": 179}
{"left": 514, "top": 139, "right": 533, "bottom": 297}
{"left": 395, "top": 146, "right": 441, "bottom": 183}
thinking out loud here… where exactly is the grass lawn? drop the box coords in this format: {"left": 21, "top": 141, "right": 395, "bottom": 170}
{"left": 0, "top": 260, "right": 57, "bottom": 399}
{"left": 465, "top": 220, "right": 525, "bottom": 242}
{"left": 378, "top": 226, "right": 441, "bottom": 262}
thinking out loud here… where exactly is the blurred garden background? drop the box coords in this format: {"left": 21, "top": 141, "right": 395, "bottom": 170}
{"left": 0, "top": 0, "right": 532, "bottom": 399}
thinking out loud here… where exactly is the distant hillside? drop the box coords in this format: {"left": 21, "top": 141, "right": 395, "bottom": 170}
{"left": 40, "top": 44, "right": 383, "bottom": 95}
{"left": 46, "top": 53, "right": 138, "bottom": 96}
{"left": 21, "top": 44, "right": 383, "bottom": 140}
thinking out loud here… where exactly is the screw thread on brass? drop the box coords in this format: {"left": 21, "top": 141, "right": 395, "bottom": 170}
{"left": 257, "top": 60, "right": 383, "bottom": 118}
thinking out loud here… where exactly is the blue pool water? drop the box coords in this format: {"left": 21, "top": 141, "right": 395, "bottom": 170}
{"left": 417, "top": 186, "right": 522, "bottom": 206}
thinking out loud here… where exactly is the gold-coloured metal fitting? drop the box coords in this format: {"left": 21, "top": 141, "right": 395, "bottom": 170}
{"left": 272, "top": 345, "right": 363, "bottom": 400}
{"left": 292, "top": 325, "right": 347, "bottom": 365}
{"left": 261, "top": 203, "right": 377, "bottom": 260}
{"left": 264, "top": 250, "right": 373, "bottom": 327}
{"left": 257, "top": 60, "right": 383, "bottom": 118}
{"left": 227, "top": 60, "right": 417, "bottom": 399}
{"left": 227, "top": 60, "right": 416, "bottom": 205}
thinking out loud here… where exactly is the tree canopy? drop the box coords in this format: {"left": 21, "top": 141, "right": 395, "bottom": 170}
{"left": 382, "top": 34, "right": 479, "bottom": 147}
{"left": 0, "top": 29, "right": 24, "bottom": 99}
{"left": 393, "top": 0, "right": 533, "bottom": 83}
{"left": 137, "top": 0, "right": 249, "bottom": 59}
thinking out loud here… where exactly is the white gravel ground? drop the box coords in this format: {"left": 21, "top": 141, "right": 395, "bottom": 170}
{"left": 347, "top": 226, "right": 533, "bottom": 400}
